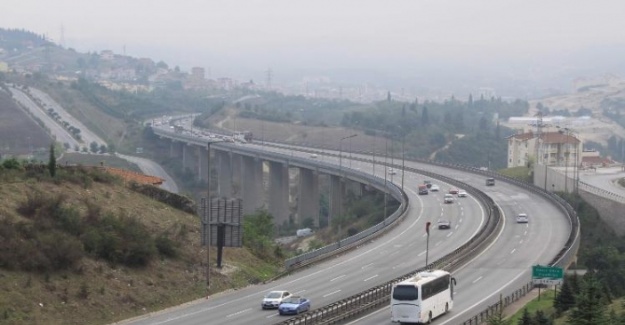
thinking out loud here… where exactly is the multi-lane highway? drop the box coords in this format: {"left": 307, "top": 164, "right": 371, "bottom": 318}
{"left": 9, "top": 85, "right": 81, "bottom": 149}
{"left": 119, "top": 126, "right": 572, "bottom": 325}
{"left": 119, "top": 148, "right": 488, "bottom": 325}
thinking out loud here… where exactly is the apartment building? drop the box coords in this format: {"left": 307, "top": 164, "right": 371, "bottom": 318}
{"left": 507, "top": 130, "right": 581, "bottom": 168}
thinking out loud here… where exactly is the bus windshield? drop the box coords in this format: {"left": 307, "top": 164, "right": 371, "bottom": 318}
{"left": 392, "top": 285, "right": 418, "bottom": 301}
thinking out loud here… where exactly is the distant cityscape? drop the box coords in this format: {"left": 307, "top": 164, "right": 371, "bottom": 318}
{"left": 0, "top": 30, "right": 507, "bottom": 104}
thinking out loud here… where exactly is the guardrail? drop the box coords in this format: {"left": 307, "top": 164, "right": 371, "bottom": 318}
{"left": 578, "top": 180, "right": 625, "bottom": 204}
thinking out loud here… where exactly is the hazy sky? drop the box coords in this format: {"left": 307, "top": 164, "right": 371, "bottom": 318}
{"left": 3, "top": 0, "right": 625, "bottom": 94}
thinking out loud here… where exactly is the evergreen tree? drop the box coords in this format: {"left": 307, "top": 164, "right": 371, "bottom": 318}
{"left": 48, "top": 143, "right": 56, "bottom": 177}
{"left": 554, "top": 279, "right": 576, "bottom": 314}
{"left": 570, "top": 271, "right": 581, "bottom": 295}
{"left": 533, "top": 310, "right": 551, "bottom": 325}
{"left": 518, "top": 308, "right": 532, "bottom": 325}
{"left": 567, "top": 275, "right": 609, "bottom": 325}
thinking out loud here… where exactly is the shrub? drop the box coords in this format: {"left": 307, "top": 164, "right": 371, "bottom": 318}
{"left": 155, "top": 234, "right": 178, "bottom": 258}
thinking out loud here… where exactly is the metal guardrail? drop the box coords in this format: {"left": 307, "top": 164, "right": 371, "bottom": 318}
{"left": 578, "top": 180, "right": 625, "bottom": 204}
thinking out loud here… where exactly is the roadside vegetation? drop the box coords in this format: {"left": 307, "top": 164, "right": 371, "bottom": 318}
{"left": 0, "top": 159, "right": 285, "bottom": 325}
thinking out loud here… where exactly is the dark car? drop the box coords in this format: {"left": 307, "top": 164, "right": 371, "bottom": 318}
{"left": 278, "top": 296, "right": 311, "bottom": 315}
{"left": 486, "top": 178, "right": 495, "bottom": 186}
{"left": 424, "top": 180, "right": 432, "bottom": 188}
{"left": 438, "top": 220, "right": 451, "bottom": 229}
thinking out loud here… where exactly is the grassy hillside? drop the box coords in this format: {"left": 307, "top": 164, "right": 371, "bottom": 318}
{"left": 0, "top": 166, "right": 281, "bottom": 325}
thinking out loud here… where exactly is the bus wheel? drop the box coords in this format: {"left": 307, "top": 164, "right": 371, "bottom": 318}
{"left": 445, "top": 302, "right": 449, "bottom": 314}
{"left": 427, "top": 311, "right": 432, "bottom": 324}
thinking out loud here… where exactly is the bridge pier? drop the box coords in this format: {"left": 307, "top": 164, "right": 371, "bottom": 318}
{"left": 242, "top": 156, "right": 264, "bottom": 216}
{"left": 298, "top": 168, "right": 320, "bottom": 227}
{"left": 269, "top": 161, "right": 290, "bottom": 228}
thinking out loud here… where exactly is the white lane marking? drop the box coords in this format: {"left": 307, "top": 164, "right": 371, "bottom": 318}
{"left": 323, "top": 290, "right": 341, "bottom": 297}
{"left": 361, "top": 263, "right": 374, "bottom": 269}
{"left": 447, "top": 232, "right": 453, "bottom": 237}
{"left": 510, "top": 249, "right": 516, "bottom": 254}
{"left": 364, "top": 275, "right": 378, "bottom": 282}
{"left": 266, "top": 313, "right": 279, "bottom": 318}
{"left": 330, "top": 275, "right": 345, "bottom": 282}
{"left": 226, "top": 308, "right": 251, "bottom": 318}
{"left": 418, "top": 250, "right": 426, "bottom": 256}
{"left": 472, "top": 276, "right": 483, "bottom": 284}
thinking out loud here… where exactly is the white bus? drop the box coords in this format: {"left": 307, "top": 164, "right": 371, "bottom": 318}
{"left": 391, "top": 270, "right": 456, "bottom": 324}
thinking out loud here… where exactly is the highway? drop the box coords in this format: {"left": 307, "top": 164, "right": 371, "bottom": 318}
{"left": 118, "top": 125, "right": 572, "bottom": 325}
{"left": 578, "top": 166, "right": 625, "bottom": 198}
{"left": 258, "top": 145, "right": 571, "bottom": 324}
{"left": 119, "top": 152, "right": 487, "bottom": 325}
{"left": 27, "top": 87, "right": 108, "bottom": 148}
{"left": 5, "top": 91, "right": 572, "bottom": 325}
{"left": 6, "top": 87, "right": 574, "bottom": 325}
{"left": 9, "top": 85, "right": 81, "bottom": 149}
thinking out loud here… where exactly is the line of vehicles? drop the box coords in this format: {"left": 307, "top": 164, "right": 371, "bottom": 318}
{"left": 262, "top": 269, "right": 456, "bottom": 322}
{"left": 261, "top": 290, "right": 311, "bottom": 315}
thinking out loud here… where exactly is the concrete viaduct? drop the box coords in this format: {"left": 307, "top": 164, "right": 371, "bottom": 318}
{"left": 153, "top": 126, "right": 395, "bottom": 228}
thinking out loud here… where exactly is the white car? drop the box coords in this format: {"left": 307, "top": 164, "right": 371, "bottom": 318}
{"left": 444, "top": 194, "right": 454, "bottom": 204}
{"left": 430, "top": 184, "right": 440, "bottom": 192}
{"left": 388, "top": 168, "right": 397, "bottom": 175}
{"left": 457, "top": 190, "right": 467, "bottom": 197}
{"left": 516, "top": 213, "right": 529, "bottom": 223}
{"left": 310, "top": 153, "right": 318, "bottom": 159}
{"left": 262, "top": 290, "right": 292, "bottom": 309}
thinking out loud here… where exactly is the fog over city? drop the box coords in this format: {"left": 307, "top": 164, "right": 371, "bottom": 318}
{"left": 3, "top": 0, "right": 625, "bottom": 98}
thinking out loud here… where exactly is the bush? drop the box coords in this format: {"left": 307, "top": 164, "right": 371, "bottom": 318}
{"left": 155, "top": 234, "right": 178, "bottom": 258}
{"left": 82, "top": 213, "right": 156, "bottom": 267}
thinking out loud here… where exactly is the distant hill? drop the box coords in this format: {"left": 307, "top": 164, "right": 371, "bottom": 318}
{"left": 0, "top": 28, "right": 51, "bottom": 51}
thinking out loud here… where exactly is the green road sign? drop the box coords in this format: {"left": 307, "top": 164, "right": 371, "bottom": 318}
{"left": 532, "top": 265, "right": 564, "bottom": 286}
{"left": 532, "top": 265, "right": 563, "bottom": 279}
